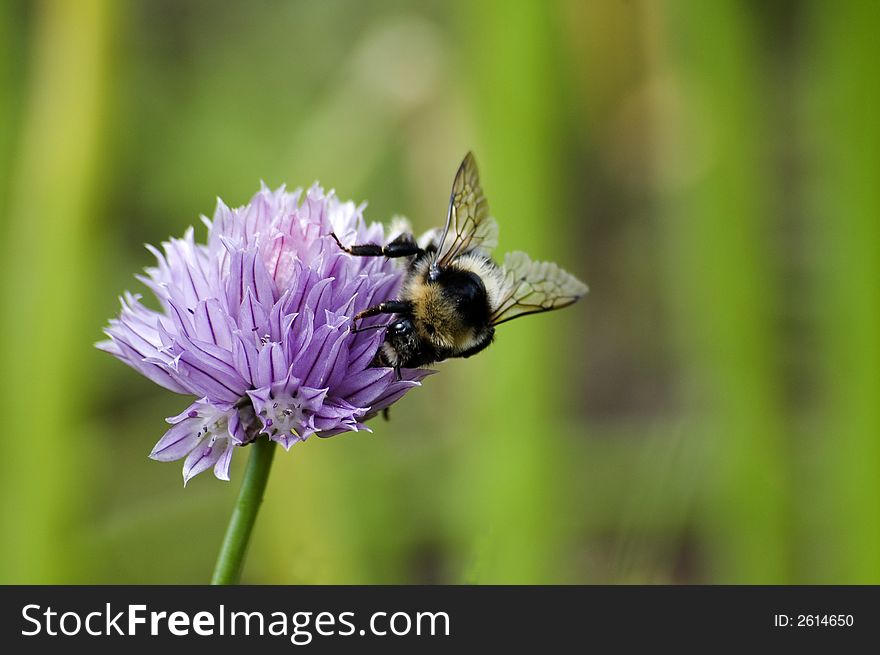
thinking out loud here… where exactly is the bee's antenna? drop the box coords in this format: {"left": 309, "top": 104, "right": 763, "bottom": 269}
{"left": 350, "top": 322, "right": 391, "bottom": 334}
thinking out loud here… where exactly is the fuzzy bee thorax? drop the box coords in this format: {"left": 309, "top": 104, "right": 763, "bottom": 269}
{"left": 407, "top": 280, "right": 460, "bottom": 349}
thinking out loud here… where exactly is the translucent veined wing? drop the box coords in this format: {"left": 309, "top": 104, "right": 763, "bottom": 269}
{"left": 434, "top": 152, "right": 498, "bottom": 266}
{"left": 490, "top": 251, "right": 588, "bottom": 326}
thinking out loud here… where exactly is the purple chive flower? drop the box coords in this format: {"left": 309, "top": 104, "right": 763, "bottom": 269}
{"left": 98, "top": 183, "right": 432, "bottom": 484}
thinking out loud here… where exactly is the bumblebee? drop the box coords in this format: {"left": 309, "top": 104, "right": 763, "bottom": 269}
{"left": 332, "top": 152, "right": 587, "bottom": 377}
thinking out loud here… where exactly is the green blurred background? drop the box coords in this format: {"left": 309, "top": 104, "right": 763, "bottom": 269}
{"left": 1, "top": 0, "right": 878, "bottom": 584}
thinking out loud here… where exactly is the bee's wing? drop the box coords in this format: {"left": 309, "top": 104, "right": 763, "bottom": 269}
{"left": 490, "top": 251, "right": 588, "bottom": 326}
{"left": 434, "top": 152, "right": 499, "bottom": 265}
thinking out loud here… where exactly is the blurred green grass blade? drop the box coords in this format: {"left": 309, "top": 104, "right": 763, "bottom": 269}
{"left": 255, "top": 436, "right": 413, "bottom": 584}
{"left": 454, "top": 0, "right": 574, "bottom": 583}
{"left": 804, "top": 0, "right": 880, "bottom": 582}
{"left": 658, "top": 0, "right": 791, "bottom": 582}
{"left": 0, "top": 1, "right": 26, "bottom": 219}
{"left": 0, "top": 0, "right": 110, "bottom": 582}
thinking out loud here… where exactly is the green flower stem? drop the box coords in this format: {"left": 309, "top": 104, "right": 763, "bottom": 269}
{"left": 211, "top": 437, "right": 277, "bottom": 585}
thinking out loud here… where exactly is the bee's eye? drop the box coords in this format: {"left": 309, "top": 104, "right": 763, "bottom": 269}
{"left": 389, "top": 320, "right": 412, "bottom": 337}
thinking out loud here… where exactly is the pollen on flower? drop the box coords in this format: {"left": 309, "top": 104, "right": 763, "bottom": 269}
{"left": 99, "top": 183, "right": 433, "bottom": 484}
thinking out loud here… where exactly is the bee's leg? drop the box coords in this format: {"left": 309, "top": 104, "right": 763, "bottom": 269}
{"left": 331, "top": 232, "right": 423, "bottom": 258}
{"left": 354, "top": 300, "right": 410, "bottom": 321}
{"left": 351, "top": 300, "right": 410, "bottom": 333}
{"left": 394, "top": 366, "right": 402, "bottom": 382}
{"left": 382, "top": 407, "right": 391, "bottom": 421}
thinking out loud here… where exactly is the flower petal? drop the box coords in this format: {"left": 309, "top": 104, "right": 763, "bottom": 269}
{"left": 151, "top": 419, "right": 205, "bottom": 462}
{"left": 213, "top": 439, "right": 235, "bottom": 481}
{"left": 183, "top": 439, "right": 224, "bottom": 485}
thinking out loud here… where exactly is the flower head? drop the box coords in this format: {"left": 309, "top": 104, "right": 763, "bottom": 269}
{"left": 99, "top": 183, "right": 431, "bottom": 483}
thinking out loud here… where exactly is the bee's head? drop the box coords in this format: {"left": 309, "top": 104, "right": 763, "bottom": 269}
{"left": 387, "top": 318, "right": 414, "bottom": 339}
{"left": 386, "top": 317, "right": 423, "bottom": 353}
{"left": 376, "top": 317, "right": 424, "bottom": 369}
